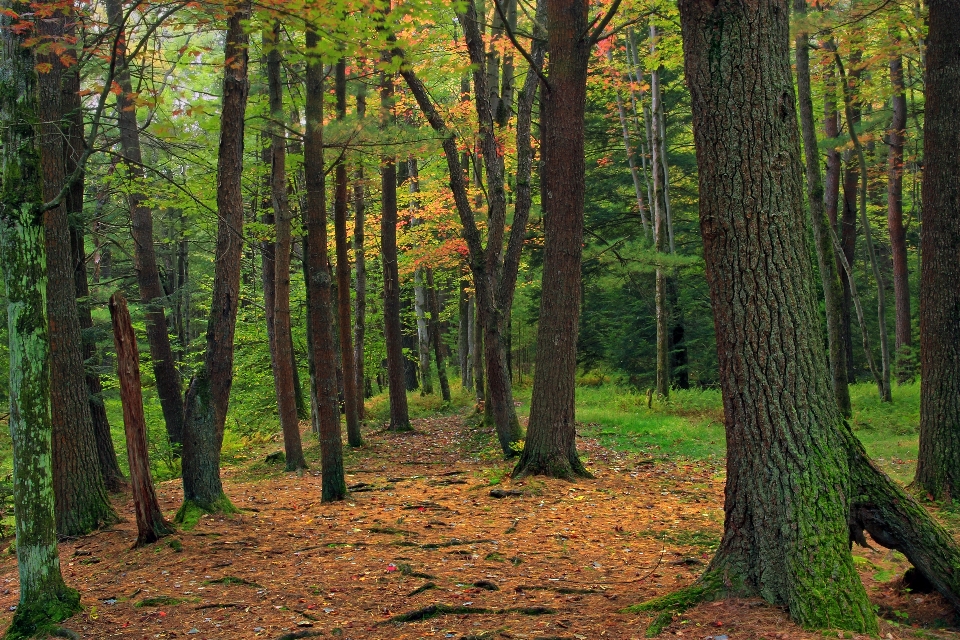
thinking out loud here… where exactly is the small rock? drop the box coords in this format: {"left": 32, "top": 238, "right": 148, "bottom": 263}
{"left": 187, "top": 629, "right": 200, "bottom": 635}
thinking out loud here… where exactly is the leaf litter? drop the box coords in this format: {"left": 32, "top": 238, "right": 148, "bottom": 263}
{"left": 0, "top": 412, "right": 956, "bottom": 639}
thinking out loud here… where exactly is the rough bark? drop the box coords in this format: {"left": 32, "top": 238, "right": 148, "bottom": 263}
{"left": 109, "top": 293, "right": 174, "bottom": 547}
{"left": 887, "top": 45, "right": 913, "bottom": 384}
{"left": 914, "top": 0, "right": 960, "bottom": 502}
{"left": 38, "top": 8, "right": 118, "bottom": 537}
{"left": 106, "top": 0, "right": 185, "bottom": 447}
{"left": 0, "top": 10, "right": 81, "bottom": 629}
{"left": 794, "top": 1, "right": 852, "bottom": 418}
{"left": 335, "top": 58, "right": 362, "bottom": 447}
{"left": 63, "top": 29, "right": 126, "bottom": 491}
{"left": 381, "top": 45, "right": 412, "bottom": 432}
{"left": 305, "top": 31, "right": 347, "bottom": 501}
{"left": 427, "top": 269, "right": 452, "bottom": 403}
{"left": 676, "top": 0, "right": 875, "bottom": 628}
{"left": 265, "top": 22, "right": 306, "bottom": 472}
{"left": 179, "top": 3, "right": 250, "bottom": 517}
{"left": 513, "top": 0, "right": 591, "bottom": 479}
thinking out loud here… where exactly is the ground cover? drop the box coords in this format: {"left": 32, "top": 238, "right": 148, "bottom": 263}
{"left": 0, "top": 382, "right": 954, "bottom": 639}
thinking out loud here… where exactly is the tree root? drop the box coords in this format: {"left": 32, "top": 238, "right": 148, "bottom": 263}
{"left": 273, "top": 632, "right": 322, "bottom": 640}
{"left": 621, "top": 575, "right": 721, "bottom": 636}
{"left": 383, "top": 604, "right": 555, "bottom": 624}
{"left": 406, "top": 582, "right": 436, "bottom": 597}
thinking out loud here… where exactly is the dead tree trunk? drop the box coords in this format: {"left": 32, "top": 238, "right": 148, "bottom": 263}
{"left": 109, "top": 293, "right": 174, "bottom": 547}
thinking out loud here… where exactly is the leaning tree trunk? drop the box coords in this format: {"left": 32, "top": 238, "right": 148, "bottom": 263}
{"left": 305, "top": 31, "right": 347, "bottom": 501}
{"left": 106, "top": 0, "right": 185, "bottom": 447}
{"left": 0, "top": 7, "right": 81, "bottom": 629}
{"left": 179, "top": 3, "right": 250, "bottom": 519}
{"left": 914, "top": 0, "right": 960, "bottom": 502}
{"left": 514, "top": 0, "right": 591, "bottom": 479}
{"left": 887, "top": 47, "right": 913, "bottom": 384}
{"left": 38, "top": 10, "right": 118, "bottom": 537}
{"left": 334, "top": 58, "right": 362, "bottom": 447}
{"left": 380, "top": 47, "right": 412, "bottom": 432}
{"left": 265, "top": 23, "right": 306, "bottom": 472}
{"left": 794, "top": 1, "right": 852, "bottom": 418}
{"left": 109, "top": 293, "right": 174, "bottom": 547}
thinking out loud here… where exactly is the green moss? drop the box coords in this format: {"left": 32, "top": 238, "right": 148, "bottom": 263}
{"left": 621, "top": 573, "right": 724, "bottom": 637}
{"left": 203, "top": 576, "right": 261, "bottom": 588}
{"left": 135, "top": 596, "right": 184, "bottom": 607}
{"left": 174, "top": 494, "right": 238, "bottom": 530}
{"left": 4, "top": 587, "right": 81, "bottom": 639}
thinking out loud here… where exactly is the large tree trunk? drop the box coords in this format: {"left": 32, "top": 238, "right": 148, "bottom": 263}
{"left": 914, "top": 0, "right": 960, "bottom": 502}
{"left": 334, "top": 59, "right": 362, "bottom": 447}
{"left": 63, "top": 26, "right": 126, "bottom": 491}
{"left": 305, "top": 32, "right": 347, "bottom": 501}
{"left": 179, "top": 3, "right": 251, "bottom": 518}
{"left": 676, "top": 0, "right": 874, "bottom": 628}
{"left": 266, "top": 22, "right": 306, "bottom": 472}
{"left": 381, "top": 48, "right": 412, "bottom": 432}
{"left": 109, "top": 293, "right": 174, "bottom": 547}
{"left": 105, "top": 0, "right": 185, "bottom": 447}
{"left": 887, "top": 47, "right": 913, "bottom": 384}
{"left": 794, "top": 1, "right": 852, "bottom": 418}
{"left": 513, "top": 0, "right": 591, "bottom": 479}
{"left": 38, "top": 9, "right": 118, "bottom": 537}
{"left": 0, "top": 8, "right": 81, "bottom": 628}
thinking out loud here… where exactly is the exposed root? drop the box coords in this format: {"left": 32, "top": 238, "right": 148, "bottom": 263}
{"left": 383, "top": 603, "right": 556, "bottom": 624}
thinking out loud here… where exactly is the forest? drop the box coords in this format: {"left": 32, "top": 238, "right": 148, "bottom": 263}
{"left": 0, "top": 0, "right": 958, "bottom": 637}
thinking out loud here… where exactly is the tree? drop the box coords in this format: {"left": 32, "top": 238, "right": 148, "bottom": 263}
{"left": 633, "top": 0, "right": 960, "bottom": 630}
{"left": 106, "top": 0, "right": 186, "bottom": 450}
{"left": 39, "top": 2, "right": 118, "bottom": 536}
{"left": 109, "top": 293, "right": 174, "bottom": 547}
{"left": 914, "top": 0, "right": 960, "bottom": 502}
{"left": 179, "top": 1, "right": 251, "bottom": 518}
{"left": 353, "top": 80, "right": 369, "bottom": 416}
{"left": 794, "top": 0, "right": 852, "bottom": 417}
{"left": 0, "top": 3, "right": 81, "bottom": 632}
{"left": 265, "top": 22, "right": 307, "bottom": 471}
{"left": 304, "top": 29, "right": 347, "bottom": 501}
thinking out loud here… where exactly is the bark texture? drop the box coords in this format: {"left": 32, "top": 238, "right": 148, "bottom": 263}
{"left": 38, "top": 9, "right": 117, "bottom": 537}
{"left": 513, "top": 0, "right": 591, "bottom": 479}
{"left": 794, "top": 1, "right": 852, "bottom": 418}
{"left": 677, "top": 0, "right": 875, "bottom": 629}
{"left": 179, "top": 3, "right": 250, "bottom": 516}
{"left": 109, "top": 294, "right": 174, "bottom": 547}
{"left": 0, "top": 7, "right": 81, "bottom": 632}
{"left": 305, "top": 31, "right": 347, "bottom": 501}
{"left": 335, "top": 58, "right": 362, "bottom": 447}
{"left": 106, "top": 0, "right": 185, "bottom": 447}
{"left": 914, "top": 0, "right": 960, "bottom": 502}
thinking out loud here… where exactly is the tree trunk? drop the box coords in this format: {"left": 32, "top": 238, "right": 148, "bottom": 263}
{"left": 887, "top": 46, "right": 913, "bottom": 384}
{"left": 794, "top": 2, "right": 852, "bottom": 418}
{"left": 427, "top": 269, "right": 452, "bottom": 403}
{"left": 0, "top": 8, "right": 81, "bottom": 627}
{"left": 914, "top": 0, "right": 960, "bottom": 502}
{"left": 839, "top": 53, "right": 861, "bottom": 383}
{"left": 513, "top": 0, "right": 591, "bottom": 479}
{"left": 109, "top": 294, "right": 174, "bottom": 547}
{"left": 334, "top": 59, "right": 362, "bottom": 447}
{"left": 64, "top": 36, "right": 126, "bottom": 491}
{"left": 106, "top": 0, "right": 185, "bottom": 447}
{"left": 305, "top": 33, "right": 347, "bottom": 501}
{"left": 609, "top": 47, "right": 650, "bottom": 238}
{"left": 836, "top": 53, "right": 893, "bottom": 402}
{"left": 458, "top": 281, "right": 471, "bottom": 388}
{"left": 410, "top": 158, "right": 433, "bottom": 395}
{"left": 676, "top": 0, "right": 875, "bottom": 628}
{"left": 266, "top": 22, "right": 307, "bottom": 472}
{"left": 650, "top": 28, "right": 670, "bottom": 400}
{"left": 381, "top": 49, "right": 412, "bottom": 432}
{"left": 38, "top": 9, "right": 117, "bottom": 537}
{"left": 353, "top": 81, "right": 368, "bottom": 413}
{"left": 179, "top": 3, "right": 250, "bottom": 518}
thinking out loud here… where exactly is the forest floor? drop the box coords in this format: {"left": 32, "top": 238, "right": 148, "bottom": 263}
{"left": 0, "top": 409, "right": 957, "bottom": 640}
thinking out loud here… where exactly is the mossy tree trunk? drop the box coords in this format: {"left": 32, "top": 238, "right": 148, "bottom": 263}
{"left": 914, "top": 0, "right": 960, "bottom": 502}
{"left": 513, "top": 0, "right": 593, "bottom": 479}
{"left": 109, "top": 293, "right": 174, "bottom": 547}
{"left": 179, "top": 2, "right": 250, "bottom": 517}
{"left": 674, "top": 0, "right": 960, "bottom": 630}
{"left": 0, "top": 5, "right": 81, "bottom": 633}
{"left": 38, "top": 4, "right": 118, "bottom": 537}
{"left": 305, "top": 31, "right": 347, "bottom": 501}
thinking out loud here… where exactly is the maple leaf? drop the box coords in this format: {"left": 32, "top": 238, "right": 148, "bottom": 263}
{"left": 34, "top": 61, "right": 53, "bottom": 74}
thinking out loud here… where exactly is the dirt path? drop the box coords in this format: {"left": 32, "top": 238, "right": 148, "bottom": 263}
{"left": 0, "top": 413, "right": 955, "bottom": 639}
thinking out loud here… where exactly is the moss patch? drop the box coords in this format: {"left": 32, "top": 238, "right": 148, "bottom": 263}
{"left": 4, "top": 587, "right": 81, "bottom": 640}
